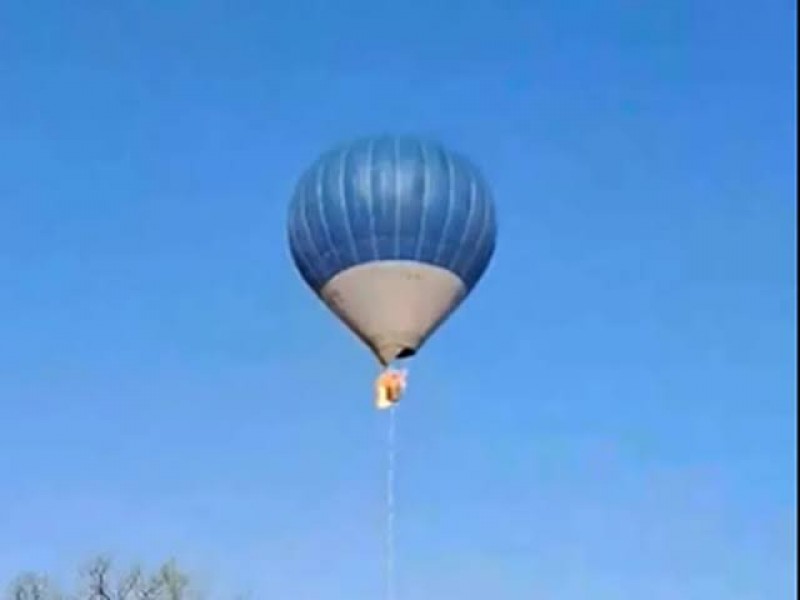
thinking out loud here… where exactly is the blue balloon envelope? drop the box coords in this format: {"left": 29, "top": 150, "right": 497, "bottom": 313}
{"left": 288, "top": 135, "right": 497, "bottom": 365}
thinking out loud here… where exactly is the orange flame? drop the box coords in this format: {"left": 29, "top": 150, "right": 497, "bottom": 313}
{"left": 375, "top": 369, "right": 407, "bottom": 410}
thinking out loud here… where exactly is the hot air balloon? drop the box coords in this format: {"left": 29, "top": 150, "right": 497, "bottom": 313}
{"left": 287, "top": 135, "right": 497, "bottom": 408}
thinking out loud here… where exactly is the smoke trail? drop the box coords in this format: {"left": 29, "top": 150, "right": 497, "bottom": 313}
{"left": 385, "top": 406, "right": 397, "bottom": 600}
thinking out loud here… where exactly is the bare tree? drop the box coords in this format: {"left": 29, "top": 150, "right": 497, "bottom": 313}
{"left": 6, "top": 573, "right": 61, "bottom": 600}
{"left": 6, "top": 557, "right": 210, "bottom": 600}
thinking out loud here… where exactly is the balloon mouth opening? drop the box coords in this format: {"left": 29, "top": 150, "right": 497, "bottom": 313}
{"left": 396, "top": 347, "right": 416, "bottom": 359}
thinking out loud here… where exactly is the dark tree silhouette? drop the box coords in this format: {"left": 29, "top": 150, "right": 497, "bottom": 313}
{"left": 5, "top": 557, "right": 235, "bottom": 600}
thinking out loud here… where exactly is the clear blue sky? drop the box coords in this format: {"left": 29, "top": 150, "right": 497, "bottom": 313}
{"left": 0, "top": 1, "right": 795, "bottom": 598}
